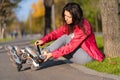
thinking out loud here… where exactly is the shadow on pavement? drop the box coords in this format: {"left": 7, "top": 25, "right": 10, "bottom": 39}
{"left": 39, "top": 59, "right": 72, "bottom": 70}
{"left": 19, "top": 59, "right": 72, "bottom": 72}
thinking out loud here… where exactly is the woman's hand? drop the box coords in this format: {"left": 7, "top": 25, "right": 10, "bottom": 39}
{"left": 42, "top": 52, "right": 53, "bottom": 62}
{"left": 35, "top": 40, "right": 44, "bottom": 46}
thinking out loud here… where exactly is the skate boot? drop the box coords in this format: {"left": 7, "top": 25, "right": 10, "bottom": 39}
{"left": 25, "top": 47, "right": 41, "bottom": 70}
{"left": 7, "top": 45, "right": 23, "bottom": 71}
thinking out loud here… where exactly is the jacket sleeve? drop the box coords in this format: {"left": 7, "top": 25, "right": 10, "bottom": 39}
{"left": 52, "top": 20, "right": 92, "bottom": 59}
{"left": 40, "top": 25, "right": 68, "bottom": 45}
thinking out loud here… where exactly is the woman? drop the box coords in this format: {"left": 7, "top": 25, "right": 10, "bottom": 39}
{"left": 35, "top": 2, "right": 104, "bottom": 64}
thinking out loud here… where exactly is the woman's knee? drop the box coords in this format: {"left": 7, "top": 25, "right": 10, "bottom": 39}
{"left": 60, "top": 34, "right": 69, "bottom": 38}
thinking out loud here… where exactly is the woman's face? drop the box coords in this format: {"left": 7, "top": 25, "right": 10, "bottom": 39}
{"left": 64, "top": 10, "right": 72, "bottom": 24}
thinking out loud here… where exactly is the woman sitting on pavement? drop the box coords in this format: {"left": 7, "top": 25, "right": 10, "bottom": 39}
{"left": 35, "top": 2, "right": 104, "bottom": 64}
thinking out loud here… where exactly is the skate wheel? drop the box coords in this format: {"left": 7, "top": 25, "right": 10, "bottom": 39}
{"left": 9, "top": 56, "right": 20, "bottom": 68}
{"left": 26, "top": 58, "right": 33, "bottom": 64}
{"left": 31, "top": 65, "right": 39, "bottom": 71}
{"left": 9, "top": 56, "right": 15, "bottom": 62}
{"left": 7, "top": 52, "right": 11, "bottom": 56}
{"left": 12, "top": 63, "right": 17, "bottom": 68}
{"left": 20, "top": 54, "right": 27, "bottom": 61}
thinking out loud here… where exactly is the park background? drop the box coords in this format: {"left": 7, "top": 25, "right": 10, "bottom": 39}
{"left": 0, "top": 0, "right": 105, "bottom": 37}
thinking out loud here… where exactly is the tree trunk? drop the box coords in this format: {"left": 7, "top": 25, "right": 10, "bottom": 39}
{"left": 100, "top": 0, "right": 120, "bottom": 57}
{"left": 0, "top": 27, "right": 2, "bottom": 39}
{"left": 43, "top": 0, "right": 54, "bottom": 35}
{"left": 0, "top": 27, "right": 5, "bottom": 39}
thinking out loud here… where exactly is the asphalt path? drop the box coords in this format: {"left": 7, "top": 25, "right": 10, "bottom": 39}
{"left": 0, "top": 35, "right": 117, "bottom": 80}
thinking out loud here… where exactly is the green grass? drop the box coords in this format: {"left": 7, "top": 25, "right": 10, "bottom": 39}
{"left": 85, "top": 57, "right": 120, "bottom": 75}
{"left": 0, "top": 37, "right": 12, "bottom": 42}
{"left": 95, "top": 36, "right": 103, "bottom": 49}
{"left": 85, "top": 36, "right": 120, "bottom": 75}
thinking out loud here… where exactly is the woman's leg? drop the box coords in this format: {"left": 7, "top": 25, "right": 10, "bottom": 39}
{"left": 69, "top": 48, "right": 93, "bottom": 64}
{"left": 44, "top": 34, "right": 71, "bottom": 52}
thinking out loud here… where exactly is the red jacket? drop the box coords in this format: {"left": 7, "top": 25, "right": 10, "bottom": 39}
{"left": 41, "top": 19, "right": 104, "bottom": 62}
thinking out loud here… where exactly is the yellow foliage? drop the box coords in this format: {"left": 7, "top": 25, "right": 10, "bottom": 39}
{"left": 32, "top": 0, "right": 45, "bottom": 18}
{"left": 54, "top": 0, "right": 59, "bottom": 3}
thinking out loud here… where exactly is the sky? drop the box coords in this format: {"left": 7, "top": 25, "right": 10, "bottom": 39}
{"left": 15, "top": 0, "right": 38, "bottom": 22}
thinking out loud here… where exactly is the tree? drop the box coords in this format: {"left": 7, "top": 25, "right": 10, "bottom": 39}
{"left": 100, "top": 0, "right": 120, "bottom": 57}
{"left": 0, "top": 0, "right": 21, "bottom": 38}
{"left": 43, "top": 0, "right": 54, "bottom": 35}
{"left": 32, "top": 0, "right": 45, "bottom": 18}
{"left": 30, "top": 0, "right": 45, "bottom": 34}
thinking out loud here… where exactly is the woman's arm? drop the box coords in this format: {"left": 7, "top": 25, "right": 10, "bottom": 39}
{"left": 40, "top": 25, "right": 69, "bottom": 45}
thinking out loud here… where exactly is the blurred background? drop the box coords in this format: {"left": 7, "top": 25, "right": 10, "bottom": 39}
{"left": 0, "top": 0, "right": 120, "bottom": 39}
